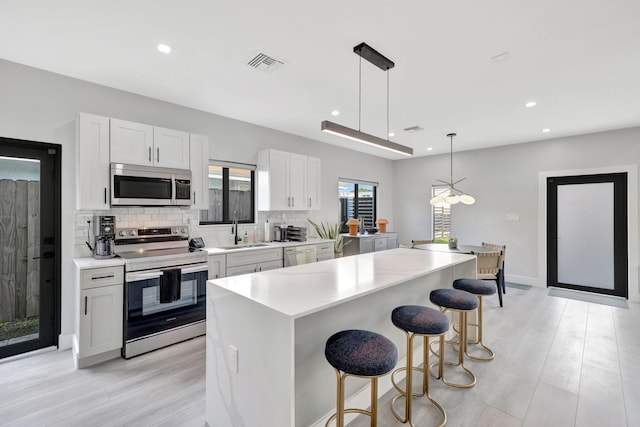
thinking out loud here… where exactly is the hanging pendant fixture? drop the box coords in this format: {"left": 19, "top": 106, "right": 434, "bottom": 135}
{"left": 429, "top": 133, "right": 475, "bottom": 206}
{"left": 321, "top": 42, "right": 413, "bottom": 157}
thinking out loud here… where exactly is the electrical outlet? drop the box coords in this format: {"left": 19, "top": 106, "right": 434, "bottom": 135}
{"left": 229, "top": 345, "right": 239, "bottom": 373}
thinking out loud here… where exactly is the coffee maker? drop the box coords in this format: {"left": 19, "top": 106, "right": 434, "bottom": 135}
{"left": 93, "top": 215, "right": 116, "bottom": 259}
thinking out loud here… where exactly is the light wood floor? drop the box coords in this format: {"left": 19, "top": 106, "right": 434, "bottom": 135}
{"left": 1, "top": 284, "right": 639, "bottom": 427}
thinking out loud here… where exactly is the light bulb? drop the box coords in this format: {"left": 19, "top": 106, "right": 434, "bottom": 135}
{"left": 430, "top": 195, "right": 445, "bottom": 206}
{"left": 460, "top": 194, "right": 475, "bottom": 205}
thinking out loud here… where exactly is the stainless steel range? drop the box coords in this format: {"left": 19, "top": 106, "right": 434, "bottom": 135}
{"left": 115, "top": 226, "right": 208, "bottom": 359}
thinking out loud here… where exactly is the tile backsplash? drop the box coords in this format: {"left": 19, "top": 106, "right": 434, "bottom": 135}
{"left": 74, "top": 208, "right": 319, "bottom": 258}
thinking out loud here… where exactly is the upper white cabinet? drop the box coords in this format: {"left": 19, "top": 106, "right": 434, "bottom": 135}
{"left": 257, "top": 149, "right": 321, "bottom": 211}
{"left": 76, "top": 113, "right": 110, "bottom": 210}
{"left": 306, "top": 156, "right": 321, "bottom": 210}
{"left": 190, "top": 133, "right": 209, "bottom": 210}
{"left": 110, "top": 119, "right": 190, "bottom": 169}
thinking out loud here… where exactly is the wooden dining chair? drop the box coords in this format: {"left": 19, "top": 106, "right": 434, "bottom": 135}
{"left": 482, "top": 242, "right": 506, "bottom": 295}
{"left": 471, "top": 250, "right": 504, "bottom": 307}
{"left": 411, "top": 239, "right": 433, "bottom": 248}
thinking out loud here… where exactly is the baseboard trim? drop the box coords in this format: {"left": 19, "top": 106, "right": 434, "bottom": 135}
{"left": 505, "top": 274, "right": 540, "bottom": 287}
{"left": 58, "top": 333, "right": 73, "bottom": 350}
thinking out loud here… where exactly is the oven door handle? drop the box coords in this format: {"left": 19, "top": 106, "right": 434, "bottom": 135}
{"left": 126, "top": 263, "right": 208, "bottom": 282}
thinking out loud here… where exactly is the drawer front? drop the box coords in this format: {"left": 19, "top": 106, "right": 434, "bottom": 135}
{"left": 374, "top": 238, "right": 387, "bottom": 251}
{"left": 257, "top": 259, "right": 283, "bottom": 272}
{"left": 226, "top": 248, "right": 282, "bottom": 267}
{"left": 315, "top": 243, "right": 333, "bottom": 256}
{"left": 80, "top": 266, "right": 124, "bottom": 289}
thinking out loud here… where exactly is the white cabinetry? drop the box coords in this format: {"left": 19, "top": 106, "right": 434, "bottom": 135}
{"left": 257, "top": 149, "right": 321, "bottom": 211}
{"left": 226, "top": 248, "right": 283, "bottom": 277}
{"left": 190, "top": 133, "right": 209, "bottom": 210}
{"left": 208, "top": 254, "right": 226, "bottom": 280}
{"left": 315, "top": 242, "right": 334, "bottom": 261}
{"left": 306, "top": 156, "right": 321, "bottom": 210}
{"left": 74, "top": 264, "right": 124, "bottom": 368}
{"left": 110, "top": 119, "right": 190, "bottom": 169}
{"left": 76, "top": 113, "right": 110, "bottom": 210}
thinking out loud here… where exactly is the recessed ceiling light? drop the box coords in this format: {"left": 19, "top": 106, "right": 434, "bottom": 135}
{"left": 525, "top": 101, "right": 536, "bottom": 108}
{"left": 542, "top": 128, "right": 551, "bottom": 133}
{"left": 331, "top": 110, "right": 340, "bottom": 116}
{"left": 157, "top": 44, "right": 172, "bottom": 54}
{"left": 388, "top": 132, "right": 395, "bottom": 137}
{"left": 427, "top": 147, "right": 433, "bottom": 151}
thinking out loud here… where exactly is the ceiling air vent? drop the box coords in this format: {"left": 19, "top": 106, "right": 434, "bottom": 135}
{"left": 403, "top": 125, "right": 424, "bottom": 132}
{"left": 247, "top": 52, "right": 285, "bottom": 72}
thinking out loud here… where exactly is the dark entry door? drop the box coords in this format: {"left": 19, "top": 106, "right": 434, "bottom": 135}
{"left": 547, "top": 173, "right": 628, "bottom": 297}
{"left": 0, "top": 137, "right": 60, "bottom": 359}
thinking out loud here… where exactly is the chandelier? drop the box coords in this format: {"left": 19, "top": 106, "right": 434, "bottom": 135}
{"left": 429, "top": 133, "right": 475, "bottom": 206}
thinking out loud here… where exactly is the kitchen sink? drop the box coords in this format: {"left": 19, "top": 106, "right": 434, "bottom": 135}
{"left": 216, "top": 243, "right": 270, "bottom": 250}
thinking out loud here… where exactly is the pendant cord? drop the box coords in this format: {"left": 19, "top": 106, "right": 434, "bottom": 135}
{"left": 450, "top": 134, "right": 454, "bottom": 186}
{"left": 358, "top": 55, "right": 362, "bottom": 132}
{"left": 386, "top": 69, "right": 390, "bottom": 140}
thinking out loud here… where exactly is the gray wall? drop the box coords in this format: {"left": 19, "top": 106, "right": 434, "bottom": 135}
{"left": 393, "top": 127, "right": 640, "bottom": 300}
{"left": 0, "top": 59, "right": 395, "bottom": 345}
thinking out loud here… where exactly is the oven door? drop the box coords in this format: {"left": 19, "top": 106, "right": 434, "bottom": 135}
{"left": 124, "top": 263, "right": 208, "bottom": 342}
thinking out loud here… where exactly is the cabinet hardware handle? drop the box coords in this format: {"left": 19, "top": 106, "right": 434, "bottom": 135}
{"left": 193, "top": 191, "right": 196, "bottom": 205}
{"left": 291, "top": 197, "right": 294, "bottom": 207}
{"left": 308, "top": 198, "right": 311, "bottom": 207}
{"left": 84, "top": 296, "right": 88, "bottom": 315}
{"left": 92, "top": 274, "right": 115, "bottom": 280}
{"left": 156, "top": 147, "right": 160, "bottom": 163}
{"left": 287, "top": 197, "right": 290, "bottom": 207}
{"left": 104, "top": 188, "right": 107, "bottom": 204}
{"left": 148, "top": 147, "right": 152, "bottom": 162}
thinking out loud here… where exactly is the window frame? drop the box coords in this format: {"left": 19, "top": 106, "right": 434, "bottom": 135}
{"left": 339, "top": 178, "right": 378, "bottom": 231}
{"left": 431, "top": 185, "right": 451, "bottom": 240}
{"left": 199, "top": 160, "right": 256, "bottom": 225}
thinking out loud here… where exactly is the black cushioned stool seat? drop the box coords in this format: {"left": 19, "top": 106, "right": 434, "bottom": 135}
{"left": 429, "top": 288, "right": 478, "bottom": 388}
{"left": 390, "top": 306, "right": 449, "bottom": 426}
{"left": 324, "top": 329, "right": 397, "bottom": 427}
{"left": 452, "top": 278, "right": 496, "bottom": 361}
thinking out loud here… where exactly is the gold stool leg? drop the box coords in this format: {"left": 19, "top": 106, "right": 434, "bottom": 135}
{"left": 392, "top": 331, "right": 447, "bottom": 426}
{"left": 326, "top": 370, "right": 385, "bottom": 427}
{"left": 430, "top": 309, "right": 476, "bottom": 388}
{"left": 464, "top": 296, "right": 495, "bottom": 361}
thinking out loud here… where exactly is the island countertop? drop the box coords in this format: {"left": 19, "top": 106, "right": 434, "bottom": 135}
{"left": 209, "top": 247, "right": 475, "bottom": 318}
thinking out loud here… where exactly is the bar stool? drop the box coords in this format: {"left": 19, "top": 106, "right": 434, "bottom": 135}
{"left": 390, "top": 305, "right": 449, "bottom": 427}
{"left": 324, "top": 329, "right": 398, "bottom": 427}
{"left": 452, "top": 278, "right": 496, "bottom": 361}
{"left": 428, "top": 288, "right": 478, "bottom": 388}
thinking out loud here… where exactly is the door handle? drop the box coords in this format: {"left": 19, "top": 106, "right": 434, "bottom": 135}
{"left": 33, "top": 251, "right": 55, "bottom": 260}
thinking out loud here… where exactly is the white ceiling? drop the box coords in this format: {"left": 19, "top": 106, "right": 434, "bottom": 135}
{"left": 2, "top": 0, "right": 640, "bottom": 159}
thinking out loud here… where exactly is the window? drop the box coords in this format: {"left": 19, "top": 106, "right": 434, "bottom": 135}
{"left": 338, "top": 179, "right": 377, "bottom": 231}
{"left": 432, "top": 186, "right": 451, "bottom": 239}
{"left": 200, "top": 161, "right": 255, "bottom": 224}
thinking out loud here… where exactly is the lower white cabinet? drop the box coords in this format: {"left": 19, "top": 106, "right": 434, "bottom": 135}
{"left": 315, "top": 242, "right": 334, "bottom": 261}
{"left": 74, "top": 264, "right": 124, "bottom": 368}
{"left": 225, "top": 248, "right": 283, "bottom": 277}
{"left": 208, "top": 254, "right": 226, "bottom": 279}
{"left": 342, "top": 233, "right": 400, "bottom": 257}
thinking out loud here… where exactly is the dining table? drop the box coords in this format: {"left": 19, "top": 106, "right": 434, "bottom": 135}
{"left": 413, "top": 243, "right": 494, "bottom": 254}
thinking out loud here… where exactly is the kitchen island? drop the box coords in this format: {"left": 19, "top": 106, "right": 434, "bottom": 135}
{"left": 205, "top": 248, "right": 476, "bottom": 427}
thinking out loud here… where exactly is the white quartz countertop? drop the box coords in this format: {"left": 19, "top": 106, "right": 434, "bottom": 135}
{"left": 208, "top": 248, "right": 475, "bottom": 318}
{"left": 74, "top": 257, "right": 125, "bottom": 269}
{"left": 204, "top": 238, "right": 334, "bottom": 255}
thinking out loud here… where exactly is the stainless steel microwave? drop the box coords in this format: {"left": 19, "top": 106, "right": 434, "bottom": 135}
{"left": 110, "top": 163, "right": 192, "bottom": 206}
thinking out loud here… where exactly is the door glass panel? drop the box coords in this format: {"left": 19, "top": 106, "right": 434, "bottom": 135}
{"left": 557, "top": 182, "right": 614, "bottom": 289}
{"left": 0, "top": 156, "right": 41, "bottom": 347}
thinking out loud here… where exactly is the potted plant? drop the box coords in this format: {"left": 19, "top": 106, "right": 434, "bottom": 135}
{"left": 307, "top": 219, "right": 348, "bottom": 257}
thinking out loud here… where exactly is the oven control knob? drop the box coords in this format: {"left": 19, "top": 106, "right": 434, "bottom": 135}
{"left": 180, "top": 228, "right": 186, "bottom": 234}
{"left": 119, "top": 231, "right": 126, "bottom": 237}
{"left": 129, "top": 230, "right": 136, "bottom": 236}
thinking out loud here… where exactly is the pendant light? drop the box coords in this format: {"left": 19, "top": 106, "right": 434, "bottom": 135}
{"left": 429, "top": 133, "right": 475, "bottom": 206}
{"left": 321, "top": 43, "right": 413, "bottom": 157}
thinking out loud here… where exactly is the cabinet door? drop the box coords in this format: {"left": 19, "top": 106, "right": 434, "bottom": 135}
{"left": 110, "top": 119, "right": 153, "bottom": 166}
{"left": 261, "top": 149, "right": 289, "bottom": 211}
{"left": 374, "top": 237, "right": 387, "bottom": 252}
{"left": 154, "top": 127, "right": 190, "bottom": 169}
{"left": 256, "top": 259, "right": 283, "bottom": 272}
{"left": 78, "top": 285, "right": 123, "bottom": 358}
{"left": 306, "top": 156, "right": 321, "bottom": 210}
{"left": 288, "top": 153, "right": 307, "bottom": 210}
{"left": 386, "top": 236, "right": 398, "bottom": 249}
{"left": 190, "top": 134, "right": 209, "bottom": 210}
{"left": 360, "top": 238, "right": 374, "bottom": 254}
{"left": 76, "top": 113, "right": 110, "bottom": 210}
{"left": 208, "top": 254, "right": 226, "bottom": 279}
